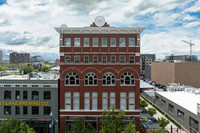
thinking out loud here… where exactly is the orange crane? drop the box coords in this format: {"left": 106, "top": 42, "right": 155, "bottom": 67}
{"left": 181, "top": 40, "right": 195, "bottom": 56}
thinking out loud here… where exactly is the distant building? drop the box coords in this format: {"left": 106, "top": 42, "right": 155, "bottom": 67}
{"left": 151, "top": 62, "right": 200, "bottom": 88}
{"left": 140, "top": 54, "right": 156, "bottom": 78}
{"left": 165, "top": 55, "right": 198, "bottom": 62}
{"left": 0, "top": 50, "right": 2, "bottom": 63}
{"left": 145, "top": 64, "right": 151, "bottom": 80}
{"left": 10, "top": 52, "right": 30, "bottom": 64}
{"left": 30, "top": 56, "right": 42, "bottom": 63}
{"left": 55, "top": 59, "right": 60, "bottom": 65}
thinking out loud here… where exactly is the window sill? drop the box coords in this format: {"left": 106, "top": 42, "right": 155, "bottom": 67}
{"left": 74, "top": 45, "right": 81, "bottom": 47}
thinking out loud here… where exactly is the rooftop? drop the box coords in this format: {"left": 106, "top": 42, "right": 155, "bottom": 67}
{"left": 140, "top": 80, "right": 154, "bottom": 88}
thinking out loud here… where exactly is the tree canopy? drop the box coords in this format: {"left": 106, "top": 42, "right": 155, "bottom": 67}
{"left": 157, "top": 117, "right": 170, "bottom": 129}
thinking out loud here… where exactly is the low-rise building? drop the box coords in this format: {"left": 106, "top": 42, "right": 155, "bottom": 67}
{"left": 10, "top": 52, "right": 30, "bottom": 64}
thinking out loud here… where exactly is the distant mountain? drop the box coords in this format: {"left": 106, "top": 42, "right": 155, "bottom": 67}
{"left": 1, "top": 49, "right": 59, "bottom": 61}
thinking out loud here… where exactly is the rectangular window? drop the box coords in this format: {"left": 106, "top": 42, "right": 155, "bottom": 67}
{"left": 168, "top": 104, "right": 174, "bottom": 114}
{"left": 92, "top": 92, "right": 97, "bottom": 110}
{"left": 23, "top": 91, "right": 27, "bottom": 100}
{"left": 32, "top": 106, "right": 39, "bottom": 115}
{"left": 44, "top": 91, "right": 51, "bottom": 100}
{"left": 111, "top": 56, "right": 116, "bottom": 63}
{"left": 93, "top": 37, "right": 98, "bottom": 46}
{"left": 155, "top": 96, "right": 159, "bottom": 103}
{"left": 102, "top": 56, "right": 107, "bottom": 64}
{"left": 161, "top": 99, "right": 166, "bottom": 108}
{"left": 120, "top": 56, "right": 125, "bottom": 63}
{"left": 16, "top": 106, "right": 20, "bottom": 115}
{"left": 129, "top": 56, "right": 135, "bottom": 63}
{"left": 65, "top": 38, "right": 71, "bottom": 46}
{"left": 65, "top": 92, "right": 71, "bottom": 110}
{"left": 73, "top": 92, "right": 79, "bottom": 109}
{"left": 4, "top": 91, "right": 11, "bottom": 99}
{"left": 102, "top": 92, "right": 108, "bottom": 109}
{"left": 74, "top": 37, "right": 80, "bottom": 46}
{"left": 84, "top": 92, "right": 90, "bottom": 110}
{"left": 4, "top": 106, "right": 11, "bottom": 115}
{"left": 93, "top": 56, "right": 98, "bottom": 64}
{"left": 23, "top": 106, "right": 28, "bottom": 115}
{"left": 65, "top": 56, "right": 71, "bottom": 64}
{"left": 129, "top": 38, "right": 135, "bottom": 46}
{"left": 110, "top": 37, "right": 116, "bottom": 46}
{"left": 189, "top": 117, "right": 199, "bottom": 132}
{"left": 129, "top": 92, "right": 135, "bottom": 110}
{"left": 102, "top": 37, "right": 107, "bottom": 46}
{"left": 177, "top": 109, "right": 184, "bottom": 121}
{"left": 110, "top": 92, "right": 115, "bottom": 108}
{"left": 120, "top": 37, "right": 126, "bottom": 46}
{"left": 84, "top": 56, "right": 89, "bottom": 64}
{"left": 120, "top": 92, "right": 126, "bottom": 110}
{"left": 84, "top": 37, "right": 89, "bottom": 46}
{"left": 16, "top": 91, "right": 20, "bottom": 100}
{"left": 44, "top": 107, "right": 51, "bottom": 115}
{"left": 74, "top": 56, "right": 80, "bottom": 64}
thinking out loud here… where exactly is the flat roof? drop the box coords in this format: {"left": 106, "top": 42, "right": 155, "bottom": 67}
{"left": 156, "top": 91, "right": 200, "bottom": 115}
{"left": 140, "top": 80, "right": 154, "bottom": 88}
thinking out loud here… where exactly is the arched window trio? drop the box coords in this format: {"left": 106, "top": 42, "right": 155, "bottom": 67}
{"left": 65, "top": 71, "right": 135, "bottom": 86}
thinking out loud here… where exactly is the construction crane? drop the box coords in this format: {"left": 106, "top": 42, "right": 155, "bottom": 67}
{"left": 181, "top": 40, "right": 195, "bottom": 56}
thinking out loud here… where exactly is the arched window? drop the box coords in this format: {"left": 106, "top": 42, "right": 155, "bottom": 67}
{"left": 65, "top": 72, "right": 79, "bottom": 86}
{"left": 120, "top": 72, "right": 135, "bottom": 86}
{"left": 102, "top": 72, "right": 115, "bottom": 86}
{"left": 85, "top": 72, "right": 97, "bottom": 86}
{"left": 32, "top": 91, "right": 39, "bottom": 100}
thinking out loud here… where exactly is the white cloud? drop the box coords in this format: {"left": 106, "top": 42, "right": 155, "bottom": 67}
{"left": 183, "top": 0, "right": 200, "bottom": 13}
{"left": 183, "top": 21, "right": 200, "bottom": 28}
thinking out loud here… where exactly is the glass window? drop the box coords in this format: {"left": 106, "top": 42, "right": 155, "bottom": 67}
{"left": 110, "top": 92, "right": 115, "bottom": 108}
{"left": 161, "top": 99, "right": 166, "bottom": 108}
{"left": 23, "top": 106, "right": 28, "bottom": 115}
{"left": 93, "top": 37, "right": 98, "bottom": 46}
{"left": 110, "top": 56, "right": 116, "bottom": 63}
{"left": 84, "top": 72, "right": 98, "bottom": 86}
{"left": 65, "top": 92, "right": 71, "bottom": 110}
{"left": 16, "top": 106, "right": 20, "bottom": 115}
{"left": 65, "top": 56, "right": 71, "bottom": 64}
{"left": 84, "top": 56, "right": 89, "bottom": 64}
{"left": 93, "top": 56, "right": 98, "bottom": 64}
{"left": 15, "top": 91, "right": 20, "bottom": 100}
{"left": 129, "top": 92, "right": 135, "bottom": 110}
{"left": 120, "top": 92, "right": 126, "bottom": 110}
{"left": 102, "top": 72, "right": 115, "bottom": 86}
{"left": 92, "top": 92, "right": 97, "bottom": 110}
{"left": 44, "top": 107, "right": 51, "bottom": 115}
{"left": 129, "top": 56, "right": 135, "bottom": 63}
{"left": 74, "top": 37, "right": 80, "bottom": 46}
{"left": 4, "top": 106, "right": 11, "bottom": 115}
{"left": 73, "top": 92, "right": 79, "bottom": 109}
{"left": 84, "top": 37, "right": 89, "bottom": 46}
{"left": 44, "top": 91, "right": 51, "bottom": 100}
{"left": 110, "top": 37, "right": 116, "bottom": 46}
{"left": 23, "top": 91, "right": 27, "bottom": 100}
{"left": 102, "top": 56, "right": 107, "bottom": 64}
{"left": 168, "top": 104, "right": 174, "bottom": 114}
{"left": 4, "top": 91, "right": 11, "bottom": 100}
{"left": 65, "top": 72, "right": 79, "bottom": 86}
{"left": 129, "top": 38, "right": 135, "bottom": 46}
{"left": 32, "top": 106, "right": 39, "bottom": 115}
{"left": 32, "top": 91, "right": 39, "bottom": 100}
{"left": 65, "top": 38, "right": 71, "bottom": 46}
{"left": 120, "top": 37, "right": 125, "bottom": 46}
{"left": 120, "top": 72, "right": 135, "bottom": 86}
{"left": 74, "top": 56, "right": 80, "bottom": 64}
{"left": 189, "top": 117, "right": 199, "bottom": 132}
{"left": 84, "top": 92, "right": 90, "bottom": 110}
{"left": 177, "top": 109, "right": 184, "bottom": 121}
{"left": 120, "top": 56, "right": 125, "bottom": 63}
{"left": 102, "top": 92, "right": 108, "bottom": 109}
{"left": 102, "top": 37, "right": 107, "bottom": 46}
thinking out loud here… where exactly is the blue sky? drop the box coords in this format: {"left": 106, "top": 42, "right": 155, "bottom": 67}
{"left": 0, "top": 0, "right": 200, "bottom": 60}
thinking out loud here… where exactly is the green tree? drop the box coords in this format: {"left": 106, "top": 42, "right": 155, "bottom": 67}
{"left": 147, "top": 107, "right": 157, "bottom": 118}
{"left": 69, "top": 118, "right": 96, "bottom": 133}
{"left": 0, "top": 118, "right": 35, "bottom": 133}
{"left": 42, "top": 66, "right": 52, "bottom": 72}
{"left": 140, "top": 99, "right": 148, "bottom": 111}
{"left": 124, "top": 120, "right": 139, "bottom": 133}
{"left": 19, "top": 66, "right": 34, "bottom": 74}
{"left": 157, "top": 117, "right": 170, "bottom": 129}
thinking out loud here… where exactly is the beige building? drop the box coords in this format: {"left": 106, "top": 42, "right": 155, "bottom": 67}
{"left": 151, "top": 62, "right": 200, "bottom": 88}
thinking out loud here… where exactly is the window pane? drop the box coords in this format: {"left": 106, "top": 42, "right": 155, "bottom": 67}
{"left": 65, "top": 56, "right": 71, "bottom": 64}
{"left": 110, "top": 37, "right": 116, "bottom": 46}
{"left": 130, "top": 56, "right": 134, "bottom": 63}
{"left": 102, "top": 37, "right": 107, "bottom": 46}
{"left": 74, "top": 56, "right": 80, "bottom": 63}
{"left": 120, "top": 92, "right": 126, "bottom": 110}
{"left": 93, "top": 38, "right": 98, "bottom": 46}
{"left": 129, "top": 38, "right": 135, "bottom": 46}
{"left": 73, "top": 92, "right": 79, "bottom": 109}
{"left": 102, "top": 56, "right": 107, "bottom": 63}
{"left": 93, "top": 56, "right": 98, "bottom": 64}
{"left": 4, "top": 106, "right": 11, "bottom": 115}
{"left": 84, "top": 56, "right": 89, "bottom": 63}
{"left": 84, "top": 37, "right": 89, "bottom": 46}
{"left": 23, "top": 106, "right": 28, "bottom": 115}
{"left": 65, "top": 92, "right": 71, "bottom": 110}
{"left": 16, "top": 91, "right": 20, "bottom": 100}
{"left": 120, "top": 56, "right": 125, "bottom": 63}
{"left": 84, "top": 92, "right": 90, "bottom": 110}
{"left": 120, "top": 38, "right": 125, "bottom": 46}
{"left": 32, "top": 106, "right": 39, "bottom": 115}
{"left": 32, "top": 91, "right": 39, "bottom": 100}
{"left": 16, "top": 106, "right": 20, "bottom": 115}
{"left": 44, "top": 91, "right": 51, "bottom": 100}
{"left": 44, "top": 107, "right": 51, "bottom": 115}
{"left": 23, "top": 91, "right": 27, "bottom": 100}
{"left": 74, "top": 37, "right": 80, "bottom": 46}
{"left": 92, "top": 92, "right": 97, "bottom": 110}
{"left": 65, "top": 38, "right": 71, "bottom": 46}
{"left": 111, "top": 56, "right": 116, "bottom": 63}
{"left": 4, "top": 91, "right": 11, "bottom": 100}
{"left": 129, "top": 92, "right": 135, "bottom": 110}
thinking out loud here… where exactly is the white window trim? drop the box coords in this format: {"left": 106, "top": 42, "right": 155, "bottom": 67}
{"left": 129, "top": 55, "right": 135, "bottom": 64}
{"left": 74, "top": 56, "right": 80, "bottom": 64}
{"left": 110, "top": 56, "right": 116, "bottom": 64}
{"left": 129, "top": 37, "right": 135, "bottom": 47}
{"left": 84, "top": 72, "right": 98, "bottom": 86}
{"left": 65, "top": 72, "right": 80, "bottom": 86}
{"left": 120, "top": 72, "right": 135, "bottom": 86}
{"left": 120, "top": 56, "right": 126, "bottom": 64}
{"left": 102, "top": 72, "right": 116, "bottom": 86}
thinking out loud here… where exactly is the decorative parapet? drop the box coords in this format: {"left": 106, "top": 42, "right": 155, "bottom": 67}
{"left": 197, "top": 103, "right": 200, "bottom": 114}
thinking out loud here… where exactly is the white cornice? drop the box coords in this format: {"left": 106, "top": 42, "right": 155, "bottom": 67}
{"left": 55, "top": 27, "right": 145, "bottom": 34}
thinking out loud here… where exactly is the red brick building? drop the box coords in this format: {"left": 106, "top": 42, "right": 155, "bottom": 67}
{"left": 55, "top": 16, "right": 145, "bottom": 132}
